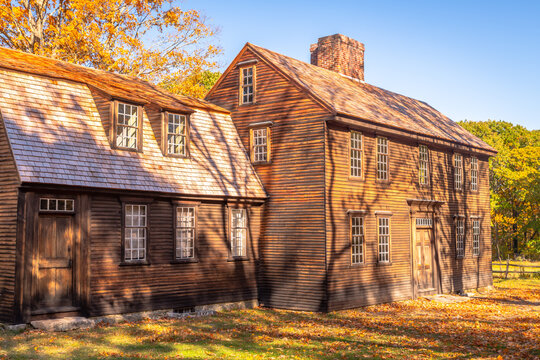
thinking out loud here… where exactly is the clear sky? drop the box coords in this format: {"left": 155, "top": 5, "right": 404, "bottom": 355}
{"left": 184, "top": 0, "right": 539, "bottom": 130}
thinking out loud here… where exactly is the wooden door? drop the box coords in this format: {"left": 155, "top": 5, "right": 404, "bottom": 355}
{"left": 35, "top": 215, "right": 74, "bottom": 310}
{"left": 415, "top": 227, "right": 434, "bottom": 291}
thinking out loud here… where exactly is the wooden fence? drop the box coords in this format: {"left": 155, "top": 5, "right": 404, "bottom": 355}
{"left": 493, "top": 260, "right": 540, "bottom": 278}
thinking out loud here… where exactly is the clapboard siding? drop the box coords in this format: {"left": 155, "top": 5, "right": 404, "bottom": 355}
{"left": 325, "top": 122, "right": 492, "bottom": 310}
{"left": 0, "top": 115, "right": 19, "bottom": 323}
{"left": 89, "top": 195, "right": 261, "bottom": 316}
{"left": 207, "top": 49, "right": 331, "bottom": 311}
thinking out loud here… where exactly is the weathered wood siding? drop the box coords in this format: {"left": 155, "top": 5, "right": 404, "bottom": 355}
{"left": 325, "top": 121, "right": 492, "bottom": 310}
{"left": 89, "top": 195, "right": 261, "bottom": 316}
{"left": 0, "top": 115, "right": 19, "bottom": 323}
{"left": 207, "top": 49, "right": 331, "bottom": 311}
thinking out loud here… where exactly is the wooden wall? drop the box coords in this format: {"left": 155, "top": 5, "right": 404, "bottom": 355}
{"left": 325, "top": 121, "right": 492, "bottom": 310}
{"left": 206, "top": 49, "right": 331, "bottom": 311}
{"left": 0, "top": 115, "right": 19, "bottom": 323}
{"left": 89, "top": 195, "right": 261, "bottom": 316}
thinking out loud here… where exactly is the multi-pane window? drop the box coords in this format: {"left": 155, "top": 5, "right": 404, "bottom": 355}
{"left": 456, "top": 218, "right": 465, "bottom": 258}
{"left": 231, "top": 209, "right": 247, "bottom": 257}
{"left": 124, "top": 205, "right": 147, "bottom": 262}
{"left": 378, "top": 217, "right": 390, "bottom": 263}
{"left": 351, "top": 216, "right": 365, "bottom": 264}
{"left": 350, "top": 131, "right": 362, "bottom": 177}
{"left": 377, "top": 137, "right": 389, "bottom": 180}
{"left": 470, "top": 157, "right": 478, "bottom": 191}
{"left": 454, "top": 153, "right": 463, "bottom": 190}
{"left": 116, "top": 102, "right": 139, "bottom": 149}
{"left": 241, "top": 67, "right": 254, "bottom": 104}
{"left": 167, "top": 113, "right": 187, "bottom": 156}
{"left": 39, "top": 198, "right": 74, "bottom": 212}
{"left": 252, "top": 127, "right": 268, "bottom": 163}
{"left": 176, "top": 207, "right": 195, "bottom": 259}
{"left": 472, "top": 219, "right": 480, "bottom": 256}
{"left": 419, "top": 145, "right": 429, "bottom": 185}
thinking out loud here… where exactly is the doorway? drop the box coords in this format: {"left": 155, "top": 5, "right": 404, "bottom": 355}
{"left": 414, "top": 217, "right": 436, "bottom": 293}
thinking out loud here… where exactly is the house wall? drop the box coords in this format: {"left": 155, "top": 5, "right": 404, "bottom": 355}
{"left": 206, "top": 49, "right": 332, "bottom": 311}
{"left": 325, "top": 121, "right": 492, "bottom": 310}
{"left": 0, "top": 115, "right": 19, "bottom": 323}
{"left": 88, "top": 194, "right": 261, "bottom": 316}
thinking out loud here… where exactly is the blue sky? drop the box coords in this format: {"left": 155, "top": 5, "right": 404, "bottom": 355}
{"left": 185, "top": 0, "right": 539, "bottom": 130}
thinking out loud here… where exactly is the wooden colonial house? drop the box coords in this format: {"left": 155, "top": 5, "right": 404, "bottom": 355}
{"left": 206, "top": 34, "right": 497, "bottom": 312}
{"left": 0, "top": 47, "right": 266, "bottom": 324}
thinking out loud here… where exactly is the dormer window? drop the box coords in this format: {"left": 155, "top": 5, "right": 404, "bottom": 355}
{"left": 240, "top": 66, "right": 255, "bottom": 104}
{"left": 165, "top": 112, "right": 188, "bottom": 157}
{"left": 114, "top": 101, "right": 142, "bottom": 151}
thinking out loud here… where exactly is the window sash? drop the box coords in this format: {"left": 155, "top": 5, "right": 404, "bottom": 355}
{"left": 175, "top": 206, "right": 195, "bottom": 259}
{"left": 351, "top": 216, "right": 364, "bottom": 264}
{"left": 350, "top": 131, "right": 362, "bottom": 177}
{"left": 419, "top": 145, "right": 429, "bottom": 185}
{"left": 378, "top": 217, "right": 390, "bottom": 263}
{"left": 456, "top": 218, "right": 465, "bottom": 258}
{"left": 167, "top": 113, "right": 187, "bottom": 156}
{"left": 231, "top": 209, "right": 247, "bottom": 257}
{"left": 471, "top": 157, "right": 478, "bottom": 191}
{"left": 39, "top": 198, "right": 74, "bottom": 212}
{"left": 124, "top": 204, "right": 147, "bottom": 261}
{"left": 116, "top": 102, "right": 139, "bottom": 149}
{"left": 454, "top": 154, "right": 463, "bottom": 190}
{"left": 241, "top": 67, "right": 254, "bottom": 104}
{"left": 472, "top": 219, "right": 480, "bottom": 256}
{"left": 377, "top": 137, "right": 388, "bottom": 180}
{"left": 253, "top": 128, "right": 268, "bottom": 162}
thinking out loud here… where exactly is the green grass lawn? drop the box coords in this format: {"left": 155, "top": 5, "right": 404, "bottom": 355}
{"left": 1, "top": 278, "right": 539, "bottom": 359}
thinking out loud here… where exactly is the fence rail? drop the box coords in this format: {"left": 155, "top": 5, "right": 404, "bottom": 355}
{"left": 493, "top": 260, "right": 540, "bottom": 278}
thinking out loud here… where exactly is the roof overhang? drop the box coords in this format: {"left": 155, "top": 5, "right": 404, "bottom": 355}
{"left": 330, "top": 114, "right": 498, "bottom": 157}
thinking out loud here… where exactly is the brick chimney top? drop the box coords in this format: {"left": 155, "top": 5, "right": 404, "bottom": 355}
{"left": 310, "top": 34, "right": 365, "bottom": 81}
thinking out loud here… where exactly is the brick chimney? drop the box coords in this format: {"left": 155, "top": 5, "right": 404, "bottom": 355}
{"left": 310, "top": 34, "right": 365, "bottom": 81}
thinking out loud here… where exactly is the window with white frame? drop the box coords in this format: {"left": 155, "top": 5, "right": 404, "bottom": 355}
{"left": 124, "top": 204, "right": 147, "bottom": 262}
{"left": 377, "top": 137, "right": 388, "bottom": 180}
{"left": 252, "top": 127, "right": 268, "bottom": 163}
{"left": 167, "top": 113, "right": 187, "bottom": 156}
{"left": 40, "top": 198, "right": 74, "bottom": 212}
{"left": 351, "top": 215, "right": 365, "bottom": 264}
{"left": 378, "top": 217, "right": 390, "bottom": 263}
{"left": 419, "top": 145, "right": 429, "bottom": 185}
{"left": 470, "top": 156, "right": 478, "bottom": 191}
{"left": 116, "top": 102, "right": 140, "bottom": 149}
{"left": 350, "top": 131, "right": 362, "bottom": 177}
{"left": 454, "top": 153, "right": 463, "bottom": 190}
{"left": 240, "top": 67, "right": 254, "bottom": 104}
{"left": 472, "top": 219, "right": 480, "bottom": 256}
{"left": 456, "top": 218, "right": 465, "bottom": 258}
{"left": 176, "top": 207, "right": 195, "bottom": 259}
{"left": 231, "top": 209, "right": 247, "bottom": 257}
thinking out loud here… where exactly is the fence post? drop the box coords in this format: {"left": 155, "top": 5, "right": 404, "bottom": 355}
{"left": 505, "top": 258, "right": 510, "bottom": 279}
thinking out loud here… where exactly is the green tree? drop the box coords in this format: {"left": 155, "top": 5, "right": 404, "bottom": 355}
{"left": 459, "top": 120, "right": 540, "bottom": 259}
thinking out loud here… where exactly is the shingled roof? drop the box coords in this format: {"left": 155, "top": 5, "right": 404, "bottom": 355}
{"left": 245, "top": 43, "right": 495, "bottom": 153}
{"left": 0, "top": 47, "right": 266, "bottom": 198}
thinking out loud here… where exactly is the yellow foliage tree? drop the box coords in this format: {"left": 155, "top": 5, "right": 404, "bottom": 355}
{"left": 0, "top": 0, "right": 221, "bottom": 97}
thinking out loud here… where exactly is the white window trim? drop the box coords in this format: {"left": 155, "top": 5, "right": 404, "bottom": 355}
{"left": 124, "top": 204, "right": 148, "bottom": 263}
{"left": 166, "top": 113, "right": 188, "bottom": 157}
{"left": 455, "top": 217, "right": 465, "bottom": 258}
{"left": 470, "top": 156, "right": 478, "bottom": 191}
{"left": 175, "top": 206, "right": 196, "bottom": 260}
{"left": 376, "top": 137, "right": 389, "bottom": 181}
{"left": 377, "top": 216, "right": 391, "bottom": 263}
{"left": 239, "top": 66, "right": 255, "bottom": 105}
{"left": 115, "top": 102, "right": 141, "bottom": 150}
{"left": 419, "top": 144, "right": 429, "bottom": 186}
{"left": 472, "top": 218, "right": 481, "bottom": 257}
{"left": 230, "top": 208, "right": 248, "bottom": 258}
{"left": 251, "top": 127, "right": 269, "bottom": 163}
{"left": 454, "top": 153, "right": 463, "bottom": 191}
{"left": 350, "top": 130, "right": 363, "bottom": 178}
{"left": 350, "top": 213, "right": 365, "bottom": 265}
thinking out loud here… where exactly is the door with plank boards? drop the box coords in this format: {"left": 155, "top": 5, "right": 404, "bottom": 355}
{"left": 414, "top": 217, "right": 435, "bottom": 293}
{"left": 33, "top": 214, "right": 75, "bottom": 312}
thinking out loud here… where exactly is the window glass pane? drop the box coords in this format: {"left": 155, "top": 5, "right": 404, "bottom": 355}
{"left": 124, "top": 204, "right": 147, "bottom": 261}
{"left": 116, "top": 102, "right": 139, "bottom": 149}
{"left": 350, "top": 131, "right": 362, "bottom": 177}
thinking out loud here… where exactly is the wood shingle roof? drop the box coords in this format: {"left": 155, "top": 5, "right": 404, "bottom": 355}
{"left": 245, "top": 43, "right": 496, "bottom": 154}
{"left": 0, "top": 48, "right": 266, "bottom": 198}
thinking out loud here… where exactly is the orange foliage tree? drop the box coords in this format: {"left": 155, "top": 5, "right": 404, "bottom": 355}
{"left": 0, "top": 0, "right": 221, "bottom": 97}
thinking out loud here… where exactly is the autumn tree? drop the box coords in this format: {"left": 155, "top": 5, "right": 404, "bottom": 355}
{"left": 0, "top": 0, "right": 221, "bottom": 97}
{"left": 459, "top": 120, "right": 540, "bottom": 260}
